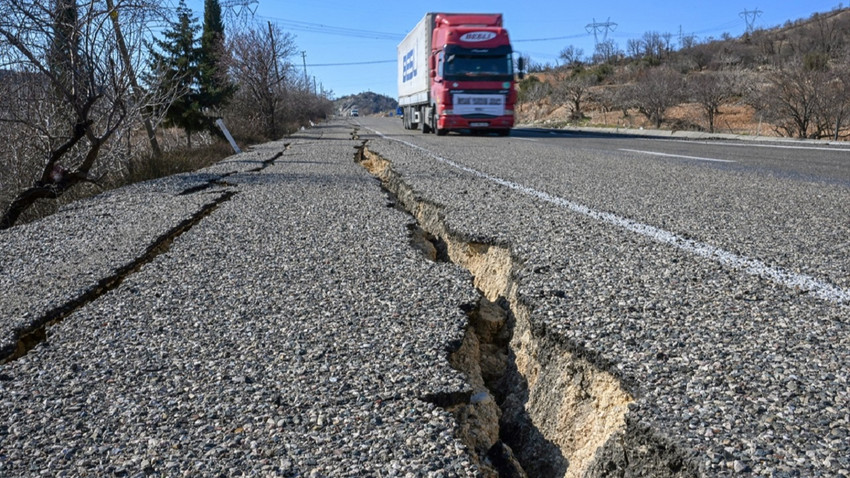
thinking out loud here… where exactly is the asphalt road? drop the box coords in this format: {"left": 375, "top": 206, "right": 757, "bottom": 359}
{"left": 1, "top": 117, "right": 848, "bottom": 477}
{"left": 355, "top": 116, "right": 849, "bottom": 476}
{"left": 364, "top": 117, "right": 850, "bottom": 295}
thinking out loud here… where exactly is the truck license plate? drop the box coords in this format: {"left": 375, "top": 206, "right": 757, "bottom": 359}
{"left": 470, "top": 122, "right": 489, "bottom": 127}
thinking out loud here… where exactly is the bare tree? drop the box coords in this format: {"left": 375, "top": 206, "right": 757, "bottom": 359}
{"left": 559, "top": 45, "right": 584, "bottom": 68}
{"left": 641, "top": 31, "right": 666, "bottom": 61}
{"left": 680, "top": 34, "right": 698, "bottom": 51}
{"left": 753, "top": 62, "right": 821, "bottom": 138}
{"left": 808, "top": 12, "right": 844, "bottom": 58}
{"left": 689, "top": 70, "right": 742, "bottom": 133}
{"left": 593, "top": 39, "right": 620, "bottom": 64}
{"left": 0, "top": 0, "right": 168, "bottom": 229}
{"left": 557, "top": 71, "right": 598, "bottom": 120}
{"left": 626, "top": 67, "right": 685, "bottom": 128}
{"left": 626, "top": 38, "right": 643, "bottom": 60}
{"left": 813, "top": 63, "right": 850, "bottom": 140}
{"left": 517, "top": 75, "right": 551, "bottom": 108}
{"left": 227, "top": 23, "right": 331, "bottom": 140}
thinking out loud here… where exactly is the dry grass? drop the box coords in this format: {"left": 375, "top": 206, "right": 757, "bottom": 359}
{"left": 518, "top": 98, "right": 773, "bottom": 137}
{"left": 124, "top": 140, "right": 235, "bottom": 184}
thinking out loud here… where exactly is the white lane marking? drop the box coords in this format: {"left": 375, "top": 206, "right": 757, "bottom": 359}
{"left": 370, "top": 128, "right": 850, "bottom": 304}
{"left": 666, "top": 139, "right": 850, "bottom": 153}
{"left": 620, "top": 148, "right": 737, "bottom": 163}
{"left": 512, "top": 137, "right": 537, "bottom": 142}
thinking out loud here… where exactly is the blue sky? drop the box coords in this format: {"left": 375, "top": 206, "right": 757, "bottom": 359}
{"left": 183, "top": 1, "right": 845, "bottom": 99}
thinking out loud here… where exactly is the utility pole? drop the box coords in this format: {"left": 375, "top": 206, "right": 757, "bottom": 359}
{"left": 268, "top": 21, "right": 280, "bottom": 83}
{"left": 301, "top": 51, "right": 308, "bottom": 86}
{"left": 105, "top": 0, "right": 161, "bottom": 158}
{"left": 585, "top": 17, "right": 617, "bottom": 46}
{"left": 739, "top": 8, "right": 763, "bottom": 34}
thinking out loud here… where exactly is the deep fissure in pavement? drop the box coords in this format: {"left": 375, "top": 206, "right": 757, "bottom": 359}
{"left": 356, "top": 143, "right": 646, "bottom": 477}
{"left": 0, "top": 190, "right": 236, "bottom": 364}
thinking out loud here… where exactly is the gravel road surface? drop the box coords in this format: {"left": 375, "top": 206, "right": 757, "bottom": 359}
{"left": 356, "top": 116, "right": 849, "bottom": 477}
{"left": 2, "top": 117, "right": 848, "bottom": 477}
{"left": 1, "top": 123, "right": 481, "bottom": 476}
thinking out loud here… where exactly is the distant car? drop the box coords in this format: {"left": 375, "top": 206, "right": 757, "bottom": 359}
{"left": 350, "top": 107, "right": 359, "bottom": 117}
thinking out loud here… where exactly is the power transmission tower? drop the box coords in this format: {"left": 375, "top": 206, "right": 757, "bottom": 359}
{"left": 739, "top": 8, "right": 763, "bottom": 34}
{"left": 221, "top": 0, "right": 258, "bottom": 24}
{"left": 585, "top": 17, "right": 617, "bottom": 46}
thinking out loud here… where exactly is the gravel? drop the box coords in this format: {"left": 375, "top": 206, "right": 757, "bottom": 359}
{"left": 358, "top": 117, "right": 850, "bottom": 477}
{"left": 0, "top": 123, "right": 481, "bottom": 476}
{"left": 3, "top": 115, "right": 847, "bottom": 477}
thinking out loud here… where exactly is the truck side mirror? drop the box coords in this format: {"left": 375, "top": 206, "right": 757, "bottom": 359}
{"left": 517, "top": 56, "right": 525, "bottom": 80}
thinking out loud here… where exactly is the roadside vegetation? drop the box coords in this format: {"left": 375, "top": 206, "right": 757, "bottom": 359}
{"left": 518, "top": 6, "right": 850, "bottom": 140}
{"left": 0, "top": 0, "right": 332, "bottom": 229}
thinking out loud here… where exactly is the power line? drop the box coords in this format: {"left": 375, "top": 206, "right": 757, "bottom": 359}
{"left": 514, "top": 33, "right": 587, "bottom": 43}
{"left": 257, "top": 15, "right": 403, "bottom": 40}
{"left": 307, "top": 60, "right": 396, "bottom": 67}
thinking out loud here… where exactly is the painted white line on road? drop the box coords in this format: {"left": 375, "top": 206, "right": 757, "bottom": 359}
{"left": 620, "top": 148, "right": 737, "bottom": 163}
{"left": 667, "top": 139, "right": 850, "bottom": 153}
{"left": 512, "top": 137, "right": 538, "bottom": 142}
{"left": 370, "top": 128, "right": 850, "bottom": 304}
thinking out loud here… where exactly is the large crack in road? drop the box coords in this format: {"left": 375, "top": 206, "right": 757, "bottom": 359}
{"left": 354, "top": 141, "right": 694, "bottom": 477}
{"left": 0, "top": 190, "right": 236, "bottom": 364}
{"left": 0, "top": 146, "right": 291, "bottom": 365}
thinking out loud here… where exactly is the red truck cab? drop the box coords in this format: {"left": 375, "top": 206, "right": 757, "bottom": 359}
{"left": 430, "top": 14, "right": 517, "bottom": 135}
{"left": 398, "top": 13, "right": 522, "bottom": 136}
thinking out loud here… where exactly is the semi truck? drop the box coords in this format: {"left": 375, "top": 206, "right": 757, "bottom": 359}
{"left": 397, "top": 13, "right": 523, "bottom": 136}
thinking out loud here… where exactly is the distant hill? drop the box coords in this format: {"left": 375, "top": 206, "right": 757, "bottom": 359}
{"left": 334, "top": 92, "right": 398, "bottom": 116}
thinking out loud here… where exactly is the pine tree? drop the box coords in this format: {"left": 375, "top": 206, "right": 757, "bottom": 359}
{"left": 198, "top": 0, "right": 235, "bottom": 120}
{"left": 148, "top": 0, "right": 204, "bottom": 146}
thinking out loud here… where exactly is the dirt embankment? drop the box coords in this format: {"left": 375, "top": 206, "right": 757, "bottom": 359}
{"left": 517, "top": 97, "right": 774, "bottom": 137}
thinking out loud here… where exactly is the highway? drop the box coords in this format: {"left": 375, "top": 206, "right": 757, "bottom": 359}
{"left": 1, "top": 118, "right": 848, "bottom": 476}
{"left": 364, "top": 117, "right": 850, "bottom": 297}
{"left": 356, "top": 116, "right": 850, "bottom": 476}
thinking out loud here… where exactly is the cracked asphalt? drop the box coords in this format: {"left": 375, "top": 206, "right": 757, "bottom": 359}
{"left": 356, "top": 117, "right": 849, "bottom": 477}
{"left": 1, "top": 117, "right": 848, "bottom": 477}
{"left": 0, "top": 123, "right": 480, "bottom": 476}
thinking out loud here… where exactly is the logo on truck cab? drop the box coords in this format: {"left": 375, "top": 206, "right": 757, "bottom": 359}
{"left": 460, "top": 31, "right": 497, "bottom": 42}
{"left": 403, "top": 49, "right": 417, "bottom": 82}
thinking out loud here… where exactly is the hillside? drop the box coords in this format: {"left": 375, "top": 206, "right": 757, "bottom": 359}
{"left": 519, "top": 6, "right": 850, "bottom": 140}
{"left": 334, "top": 91, "right": 398, "bottom": 116}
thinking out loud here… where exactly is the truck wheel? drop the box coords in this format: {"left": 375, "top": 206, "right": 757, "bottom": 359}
{"left": 436, "top": 128, "right": 447, "bottom": 136}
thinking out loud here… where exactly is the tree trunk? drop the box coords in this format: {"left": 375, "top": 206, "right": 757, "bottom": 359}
{"left": 105, "top": 0, "right": 162, "bottom": 159}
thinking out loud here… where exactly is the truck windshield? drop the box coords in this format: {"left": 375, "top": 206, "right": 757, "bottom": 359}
{"left": 443, "top": 54, "right": 513, "bottom": 80}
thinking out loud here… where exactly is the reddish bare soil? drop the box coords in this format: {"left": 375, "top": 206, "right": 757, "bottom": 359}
{"left": 517, "top": 98, "right": 777, "bottom": 137}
